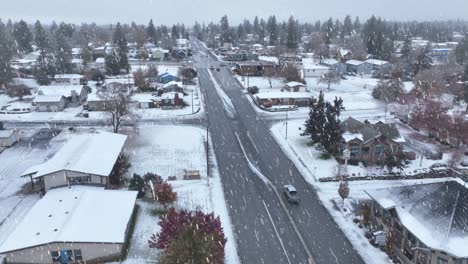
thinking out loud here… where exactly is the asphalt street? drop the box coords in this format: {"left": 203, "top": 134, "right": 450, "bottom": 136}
{"left": 192, "top": 39, "right": 366, "bottom": 264}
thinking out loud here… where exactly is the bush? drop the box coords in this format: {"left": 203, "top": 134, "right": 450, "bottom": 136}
{"left": 128, "top": 173, "right": 145, "bottom": 198}
{"left": 248, "top": 86, "right": 259, "bottom": 94}
{"left": 109, "top": 154, "right": 130, "bottom": 186}
{"left": 319, "top": 153, "right": 332, "bottom": 160}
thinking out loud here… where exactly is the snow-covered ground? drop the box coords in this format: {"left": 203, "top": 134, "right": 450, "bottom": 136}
{"left": 269, "top": 119, "right": 459, "bottom": 264}
{"left": 0, "top": 130, "right": 68, "bottom": 247}
{"left": 121, "top": 125, "right": 239, "bottom": 264}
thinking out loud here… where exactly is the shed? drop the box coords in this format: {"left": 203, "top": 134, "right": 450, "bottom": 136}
{"left": 0, "top": 130, "right": 19, "bottom": 148}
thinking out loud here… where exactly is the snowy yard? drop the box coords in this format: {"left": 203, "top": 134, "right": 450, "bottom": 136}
{"left": 269, "top": 119, "right": 459, "bottom": 264}
{"left": 120, "top": 125, "right": 239, "bottom": 264}
{"left": 0, "top": 129, "right": 68, "bottom": 247}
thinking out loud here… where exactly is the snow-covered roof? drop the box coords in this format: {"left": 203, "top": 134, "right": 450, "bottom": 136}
{"left": 365, "top": 59, "right": 389, "bottom": 66}
{"left": 54, "top": 74, "right": 84, "bottom": 79}
{"left": 163, "top": 81, "right": 183, "bottom": 88}
{"left": 342, "top": 131, "right": 363, "bottom": 143}
{"left": 365, "top": 181, "right": 468, "bottom": 258}
{"left": 303, "top": 58, "right": 329, "bottom": 70}
{"left": 339, "top": 49, "right": 351, "bottom": 56}
{"left": 37, "top": 85, "right": 84, "bottom": 97}
{"left": 26, "top": 131, "right": 127, "bottom": 179}
{"left": 259, "top": 56, "right": 279, "bottom": 64}
{"left": 255, "top": 92, "right": 311, "bottom": 100}
{"left": 33, "top": 95, "right": 64, "bottom": 103}
{"left": 0, "top": 130, "right": 15, "bottom": 138}
{"left": 321, "top": 59, "right": 340, "bottom": 65}
{"left": 0, "top": 186, "right": 137, "bottom": 253}
{"left": 346, "top": 60, "right": 365, "bottom": 66}
{"left": 286, "top": 82, "right": 305, "bottom": 88}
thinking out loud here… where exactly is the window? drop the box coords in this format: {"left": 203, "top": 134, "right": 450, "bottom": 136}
{"left": 382, "top": 209, "right": 392, "bottom": 223}
{"left": 350, "top": 146, "right": 360, "bottom": 157}
{"left": 362, "top": 147, "right": 370, "bottom": 155}
{"left": 74, "top": 249, "right": 83, "bottom": 261}
{"left": 51, "top": 251, "right": 60, "bottom": 262}
{"left": 67, "top": 250, "right": 73, "bottom": 261}
{"left": 68, "top": 176, "right": 91, "bottom": 185}
{"left": 375, "top": 144, "right": 384, "bottom": 155}
{"left": 437, "top": 257, "right": 448, "bottom": 264}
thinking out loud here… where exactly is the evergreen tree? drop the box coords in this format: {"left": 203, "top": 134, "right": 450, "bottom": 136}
{"left": 322, "top": 102, "right": 343, "bottom": 155}
{"left": 34, "top": 20, "right": 55, "bottom": 85}
{"left": 171, "top": 25, "right": 179, "bottom": 40}
{"left": 112, "top": 23, "right": 129, "bottom": 73}
{"left": 401, "top": 35, "right": 412, "bottom": 59}
{"left": 267, "top": 16, "right": 278, "bottom": 45}
{"left": 410, "top": 44, "right": 432, "bottom": 77}
{"left": 13, "top": 20, "right": 33, "bottom": 53}
{"left": 147, "top": 19, "right": 157, "bottom": 44}
{"left": 342, "top": 15, "right": 353, "bottom": 36}
{"left": 253, "top": 16, "right": 260, "bottom": 36}
{"left": 54, "top": 23, "right": 73, "bottom": 73}
{"left": 105, "top": 53, "right": 121, "bottom": 75}
{"left": 462, "top": 64, "right": 468, "bottom": 109}
{"left": 353, "top": 17, "right": 361, "bottom": 32}
{"left": 220, "top": 15, "right": 231, "bottom": 43}
{"left": 0, "top": 21, "right": 14, "bottom": 86}
{"left": 287, "top": 16, "right": 298, "bottom": 49}
{"left": 304, "top": 91, "right": 326, "bottom": 143}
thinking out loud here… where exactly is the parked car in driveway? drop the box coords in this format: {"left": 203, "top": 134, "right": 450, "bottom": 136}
{"left": 283, "top": 185, "right": 300, "bottom": 204}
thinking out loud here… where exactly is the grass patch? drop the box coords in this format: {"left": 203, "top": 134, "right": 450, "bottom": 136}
{"left": 319, "top": 153, "right": 332, "bottom": 160}
{"left": 121, "top": 204, "right": 140, "bottom": 261}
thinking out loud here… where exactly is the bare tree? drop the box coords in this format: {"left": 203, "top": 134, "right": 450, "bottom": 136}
{"left": 338, "top": 180, "right": 350, "bottom": 209}
{"left": 103, "top": 90, "right": 135, "bottom": 133}
{"left": 343, "top": 35, "right": 368, "bottom": 61}
{"left": 317, "top": 71, "right": 341, "bottom": 90}
{"left": 5, "top": 84, "right": 31, "bottom": 100}
{"left": 281, "top": 63, "right": 302, "bottom": 83}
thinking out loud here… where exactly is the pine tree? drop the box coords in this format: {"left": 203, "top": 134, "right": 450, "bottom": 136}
{"left": 34, "top": 20, "right": 55, "bottom": 83}
{"left": 253, "top": 16, "right": 260, "bottom": 36}
{"left": 267, "top": 16, "right": 278, "bottom": 45}
{"left": 171, "top": 25, "right": 179, "bottom": 40}
{"left": 342, "top": 15, "right": 353, "bottom": 36}
{"left": 54, "top": 23, "right": 73, "bottom": 73}
{"left": 401, "top": 35, "right": 412, "bottom": 59}
{"left": 353, "top": 17, "right": 361, "bottom": 32}
{"left": 286, "top": 16, "right": 298, "bottom": 49}
{"left": 462, "top": 63, "right": 468, "bottom": 109}
{"left": 410, "top": 44, "right": 432, "bottom": 77}
{"left": 112, "top": 23, "right": 129, "bottom": 73}
{"left": 304, "top": 91, "right": 326, "bottom": 143}
{"left": 147, "top": 19, "right": 157, "bottom": 44}
{"left": 322, "top": 102, "right": 343, "bottom": 155}
{"left": 13, "top": 20, "right": 33, "bottom": 53}
{"left": 220, "top": 15, "right": 231, "bottom": 44}
{"left": 0, "top": 20, "right": 14, "bottom": 86}
{"left": 384, "top": 148, "right": 408, "bottom": 173}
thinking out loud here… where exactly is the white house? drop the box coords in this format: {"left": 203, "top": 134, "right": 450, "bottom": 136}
{"left": 0, "top": 186, "right": 138, "bottom": 264}
{"left": 21, "top": 131, "right": 127, "bottom": 192}
{"left": 285, "top": 82, "right": 308, "bottom": 92}
{"left": 54, "top": 74, "right": 84, "bottom": 85}
{"left": 302, "top": 58, "right": 330, "bottom": 78}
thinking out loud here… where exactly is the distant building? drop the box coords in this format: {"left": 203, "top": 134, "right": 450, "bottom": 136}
{"left": 0, "top": 186, "right": 137, "bottom": 264}
{"left": 320, "top": 59, "right": 347, "bottom": 75}
{"left": 365, "top": 181, "right": 468, "bottom": 264}
{"left": 234, "top": 61, "right": 278, "bottom": 76}
{"left": 156, "top": 72, "right": 178, "bottom": 84}
{"left": 364, "top": 59, "right": 392, "bottom": 74}
{"left": 161, "top": 81, "right": 184, "bottom": 93}
{"left": 0, "top": 129, "right": 19, "bottom": 148}
{"left": 33, "top": 95, "right": 66, "bottom": 112}
{"left": 21, "top": 131, "right": 127, "bottom": 192}
{"left": 346, "top": 60, "right": 371, "bottom": 75}
{"left": 254, "top": 92, "right": 311, "bottom": 107}
{"left": 341, "top": 117, "right": 404, "bottom": 164}
{"left": 34, "top": 85, "right": 88, "bottom": 111}
{"left": 54, "top": 74, "right": 84, "bottom": 86}
{"left": 285, "top": 82, "right": 308, "bottom": 92}
{"left": 429, "top": 48, "right": 452, "bottom": 62}
{"left": 302, "top": 59, "right": 330, "bottom": 78}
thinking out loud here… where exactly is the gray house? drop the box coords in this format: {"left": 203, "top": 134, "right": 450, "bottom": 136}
{"left": 366, "top": 181, "right": 468, "bottom": 264}
{"left": 0, "top": 186, "right": 138, "bottom": 264}
{"left": 320, "top": 59, "right": 347, "bottom": 75}
{"left": 21, "top": 131, "right": 127, "bottom": 192}
{"left": 346, "top": 60, "right": 372, "bottom": 74}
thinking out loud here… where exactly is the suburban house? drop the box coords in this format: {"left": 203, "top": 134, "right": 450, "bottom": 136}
{"left": 285, "top": 82, "right": 308, "bottom": 92}
{"left": 10, "top": 59, "right": 36, "bottom": 70}
{"left": 159, "top": 92, "right": 185, "bottom": 107}
{"left": 365, "top": 181, "right": 468, "bottom": 264}
{"left": 161, "top": 81, "right": 184, "bottom": 93}
{"left": 346, "top": 60, "right": 371, "bottom": 75}
{"left": 33, "top": 95, "right": 66, "bottom": 112}
{"left": 21, "top": 131, "right": 127, "bottom": 192}
{"left": 255, "top": 92, "right": 311, "bottom": 107}
{"left": 0, "top": 129, "right": 19, "bottom": 148}
{"left": 34, "top": 85, "right": 88, "bottom": 111}
{"left": 336, "top": 48, "right": 353, "bottom": 61}
{"left": 149, "top": 48, "right": 169, "bottom": 60}
{"left": 85, "top": 93, "right": 110, "bottom": 111}
{"left": 341, "top": 117, "right": 404, "bottom": 164}
{"left": 320, "top": 59, "right": 347, "bottom": 75}
{"left": 54, "top": 74, "right": 84, "bottom": 86}
{"left": 302, "top": 58, "right": 330, "bottom": 78}
{"left": 0, "top": 186, "right": 138, "bottom": 264}
{"left": 429, "top": 48, "right": 452, "bottom": 62}
{"left": 234, "top": 61, "right": 278, "bottom": 76}
{"left": 133, "top": 94, "right": 157, "bottom": 109}
{"left": 365, "top": 59, "right": 392, "bottom": 74}
{"left": 156, "top": 72, "right": 178, "bottom": 84}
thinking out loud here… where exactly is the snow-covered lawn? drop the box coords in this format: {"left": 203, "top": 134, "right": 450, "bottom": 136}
{"left": 121, "top": 125, "right": 239, "bottom": 264}
{"left": 0, "top": 129, "right": 67, "bottom": 247}
{"left": 270, "top": 119, "right": 460, "bottom": 264}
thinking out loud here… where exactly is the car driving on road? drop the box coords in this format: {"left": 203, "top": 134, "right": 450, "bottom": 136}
{"left": 209, "top": 65, "right": 215, "bottom": 70}
{"left": 283, "top": 185, "right": 300, "bottom": 204}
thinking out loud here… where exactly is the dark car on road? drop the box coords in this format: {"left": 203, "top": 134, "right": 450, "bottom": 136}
{"left": 283, "top": 185, "right": 300, "bottom": 204}
{"left": 209, "top": 65, "right": 215, "bottom": 70}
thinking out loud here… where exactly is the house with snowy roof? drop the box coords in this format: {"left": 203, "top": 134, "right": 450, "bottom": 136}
{"left": 285, "top": 81, "right": 308, "bottom": 92}
{"left": 34, "top": 85, "right": 88, "bottom": 111}
{"left": 0, "top": 186, "right": 137, "bottom": 264}
{"left": 54, "top": 74, "right": 84, "bottom": 86}
{"left": 320, "top": 59, "right": 347, "bottom": 75}
{"left": 346, "top": 60, "right": 372, "bottom": 75}
{"left": 364, "top": 59, "right": 392, "bottom": 74}
{"left": 21, "top": 131, "right": 127, "bottom": 192}
{"left": 341, "top": 117, "right": 404, "bottom": 164}
{"left": 365, "top": 181, "right": 468, "bottom": 264}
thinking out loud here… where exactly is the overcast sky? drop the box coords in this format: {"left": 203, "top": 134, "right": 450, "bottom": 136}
{"left": 2, "top": 0, "right": 468, "bottom": 26}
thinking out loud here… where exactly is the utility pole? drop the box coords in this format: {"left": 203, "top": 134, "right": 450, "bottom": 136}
{"left": 192, "top": 91, "right": 194, "bottom": 114}
{"left": 206, "top": 123, "right": 210, "bottom": 186}
{"left": 285, "top": 106, "right": 289, "bottom": 140}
